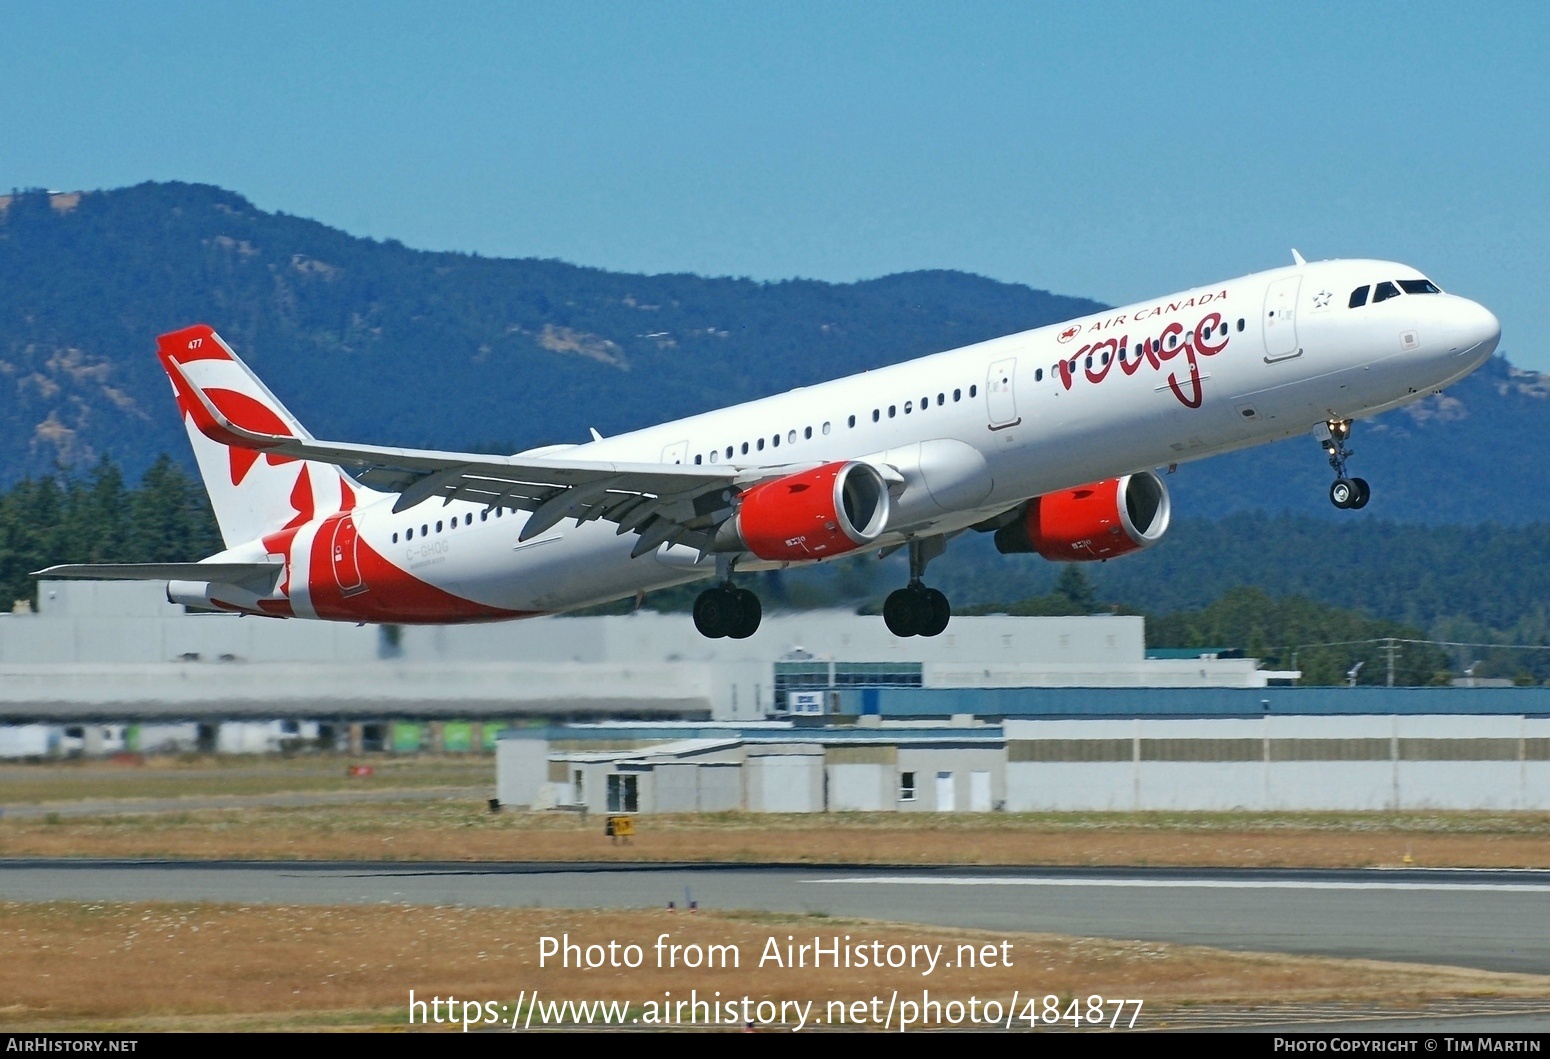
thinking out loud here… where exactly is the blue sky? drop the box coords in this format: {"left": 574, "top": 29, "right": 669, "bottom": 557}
{"left": 4, "top": 2, "right": 1547, "bottom": 366}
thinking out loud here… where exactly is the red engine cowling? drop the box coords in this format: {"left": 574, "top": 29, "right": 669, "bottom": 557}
{"left": 994, "top": 471, "right": 1171, "bottom": 561}
{"left": 725, "top": 461, "right": 891, "bottom": 562}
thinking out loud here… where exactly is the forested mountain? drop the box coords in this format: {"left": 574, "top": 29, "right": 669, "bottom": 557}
{"left": 0, "top": 183, "right": 1098, "bottom": 481}
{"left": 0, "top": 181, "right": 1544, "bottom": 523}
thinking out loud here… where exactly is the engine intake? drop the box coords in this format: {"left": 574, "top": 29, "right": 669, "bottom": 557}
{"left": 721, "top": 461, "right": 890, "bottom": 562}
{"left": 994, "top": 470, "right": 1171, "bottom": 561}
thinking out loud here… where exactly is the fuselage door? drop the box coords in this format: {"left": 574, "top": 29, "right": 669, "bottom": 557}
{"left": 986, "top": 357, "right": 1020, "bottom": 430}
{"left": 1263, "top": 276, "right": 1303, "bottom": 361}
{"left": 660, "top": 440, "right": 690, "bottom": 465}
{"left": 330, "top": 514, "right": 366, "bottom": 596}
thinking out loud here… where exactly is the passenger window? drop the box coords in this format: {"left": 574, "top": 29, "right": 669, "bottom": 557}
{"left": 1035, "top": 368, "right": 1043, "bottom": 381}
{"left": 436, "top": 520, "right": 443, "bottom": 533}
{"left": 393, "top": 532, "right": 400, "bottom": 543}
{"left": 790, "top": 429, "right": 799, "bottom": 443}
{"left": 741, "top": 442, "right": 749, "bottom": 454}
{"left": 969, "top": 385, "right": 977, "bottom": 397}
{"left": 771, "top": 435, "right": 779, "bottom": 448}
{"left": 1349, "top": 285, "right": 1370, "bottom": 308}
{"left": 1399, "top": 279, "right": 1441, "bottom": 295}
{"left": 495, "top": 509, "right": 502, "bottom": 518}
{"left": 422, "top": 524, "right": 429, "bottom": 535}
{"left": 937, "top": 393, "right": 945, "bottom": 405}
{"left": 1237, "top": 318, "right": 1245, "bottom": 332}
{"left": 694, "top": 454, "right": 702, "bottom": 464}
{"left": 756, "top": 438, "right": 765, "bottom": 451}
{"left": 872, "top": 409, "right": 880, "bottom": 422}
{"left": 921, "top": 396, "right": 929, "bottom": 409}
{"left": 709, "top": 450, "right": 718, "bottom": 463}
{"left": 1373, "top": 281, "right": 1401, "bottom": 303}
{"left": 953, "top": 389, "right": 961, "bottom": 401}
{"left": 465, "top": 514, "right": 472, "bottom": 525}
{"left": 904, "top": 401, "right": 912, "bottom": 414}
{"left": 823, "top": 422, "right": 831, "bottom": 435}
{"left": 848, "top": 415, "right": 856, "bottom": 428}
{"left": 888, "top": 405, "right": 896, "bottom": 418}
{"left": 480, "top": 511, "right": 488, "bottom": 522}
{"left": 803, "top": 426, "right": 812, "bottom": 439}
{"left": 726, "top": 446, "right": 733, "bottom": 459}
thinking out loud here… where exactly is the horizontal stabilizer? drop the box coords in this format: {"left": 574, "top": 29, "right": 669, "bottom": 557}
{"left": 32, "top": 562, "right": 282, "bottom": 588}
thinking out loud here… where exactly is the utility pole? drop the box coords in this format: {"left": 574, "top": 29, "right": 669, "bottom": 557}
{"left": 1384, "top": 637, "right": 1397, "bottom": 687}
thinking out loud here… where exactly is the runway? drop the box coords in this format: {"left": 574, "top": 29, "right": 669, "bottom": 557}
{"left": 4, "top": 859, "right": 1550, "bottom": 976}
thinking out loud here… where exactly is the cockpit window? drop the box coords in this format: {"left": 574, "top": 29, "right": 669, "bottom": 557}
{"left": 1372, "top": 281, "right": 1401, "bottom": 303}
{"left": 1398, "top": 278, "right": 1441, "bottom": 295}
{"left": 1349, "top": 285, "right": 1370, "bottom": 308}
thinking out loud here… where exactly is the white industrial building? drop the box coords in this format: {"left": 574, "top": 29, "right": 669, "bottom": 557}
{"left": 497, "top": 713, "right": 1550, "bottom": 814}
{"left": 0, "top": 581, "right": 1277, "bottom": 739}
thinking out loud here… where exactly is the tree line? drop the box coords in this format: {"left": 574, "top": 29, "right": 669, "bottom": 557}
{"left": 0, "top": 456, "right": 221, "bottom": 611}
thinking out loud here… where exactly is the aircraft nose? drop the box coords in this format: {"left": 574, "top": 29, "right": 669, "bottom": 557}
{"left": 1446, "top": 298, "right": 1501, "bottom": 359}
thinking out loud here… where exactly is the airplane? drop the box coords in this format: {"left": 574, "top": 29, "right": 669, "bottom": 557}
{"left": 36, "top": 253, "right": 1500, "bottom": 640}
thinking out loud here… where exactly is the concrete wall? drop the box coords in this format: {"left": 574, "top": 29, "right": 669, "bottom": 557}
{"left": 892, "top": 747, "right": 1005, "bottom": 811}
{"left": 746, "top": 749, "right": 824, "bottom": 812}
{"left": 0, "top": 661, "right": 712, "bottom": 720}
{"left": 496, "top": 737, "right": 550, "bottom": 807}
{"left": 1003, "top": 715, "right": 1550, "bottom": 811}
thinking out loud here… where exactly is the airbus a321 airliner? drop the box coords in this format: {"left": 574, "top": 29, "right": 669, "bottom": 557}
{"left": 37, "top": 254, "right": 1500, "bottom": 639}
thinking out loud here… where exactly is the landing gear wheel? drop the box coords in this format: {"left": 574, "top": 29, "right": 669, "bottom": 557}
{"left": 920, "top": 588, "right": 951, "bottom": 637}
{"left": 728, "top": 588, "right": 762, "bottom": 639}
{"left": 1330, "top": 478, "right": 1357, "bottom": 509}
{"left": 883, "top": 588, "right": 926, "bottom": 637}
{"left": 1349, "top": 477, "right": 1370, "bottom": 510}
{"left": 693, "top": 586, "right": 737, "bottom": 638}
{"left": 695, "top": 584, "right": 762, "bottom": 639}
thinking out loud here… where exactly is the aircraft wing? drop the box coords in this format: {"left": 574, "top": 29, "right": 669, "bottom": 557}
{"left": 167, "top": 357, "right": 801, "bottom": 556}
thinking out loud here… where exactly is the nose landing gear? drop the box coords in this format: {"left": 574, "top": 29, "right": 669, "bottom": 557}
{"left": 1320, "top": 419, "right": 1370, "bottom": 510}
{"left": 693, "top": 557, "right": 762, "bottom": 639}
{"left": 883, "top": 537, "right": 952, "bottom": 638}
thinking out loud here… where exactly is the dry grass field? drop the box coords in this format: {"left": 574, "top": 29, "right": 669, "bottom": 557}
{"left": 5, "top": 755, "right": 1550, "bottom": 868}
{"left": 0, "top": 755, "right": 491, "bottom": 804}
{"left": 3, "top": 901, "right": 1548, "bottom": 1031}
{"left": 5, "top": 799, "right": 1550, "bottom": 868}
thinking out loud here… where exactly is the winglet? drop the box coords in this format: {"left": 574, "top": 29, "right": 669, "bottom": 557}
{"left": 1291, "top": 248, "right": 1306, "bottom": 266}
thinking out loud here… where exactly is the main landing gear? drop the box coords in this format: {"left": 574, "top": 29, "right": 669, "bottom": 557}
{"left": 883, "top": 537, "right": 952, "bottom": 638}
{"left": 693, "top": 558, "right": 762, "bottom": 639}
{"left": 1320, "top": 418, "right": 1370, "bottom": 510}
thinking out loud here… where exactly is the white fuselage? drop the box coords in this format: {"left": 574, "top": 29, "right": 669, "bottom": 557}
{"left": 264, "top": 258, "right": 1501, "bottom": 619}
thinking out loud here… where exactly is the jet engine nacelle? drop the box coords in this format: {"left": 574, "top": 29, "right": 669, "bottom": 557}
{"left": 994, "top": 470, "right": 1171, "bottom": 561}
{"left": 721, "top": 460, "right": 891, "bottom": 562}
